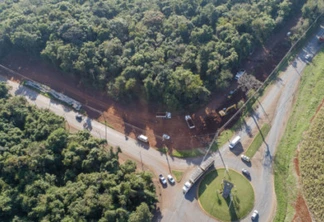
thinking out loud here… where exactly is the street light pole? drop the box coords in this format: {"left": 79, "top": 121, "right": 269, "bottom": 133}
{"left": 101, "top": 112, "right": 108, "bottom": 143}
{"left": 103, "top": 114, "right": 107, "bottom": 143}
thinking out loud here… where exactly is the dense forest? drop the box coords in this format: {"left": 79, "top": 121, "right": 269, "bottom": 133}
{"left": 0, "top": 0, "right": 322, "bottom": 109}
{"left": 0, "top": 82, "right": 156, "bottom": 221}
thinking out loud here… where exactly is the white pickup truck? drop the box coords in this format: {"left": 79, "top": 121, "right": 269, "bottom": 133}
{"left": 185, "top": 115, "right": 195, "bottom": 129}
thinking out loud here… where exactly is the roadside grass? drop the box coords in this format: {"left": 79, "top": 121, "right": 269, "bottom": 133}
{"left": 171, "top": 148, "right": 203, "bottom": 158}
{"left": 217, "top": 129, "right": 234, "bottom": 149}
{"left": 99, "top": 120, "right": 115, "bottom": 129}
{"left": 299, "top": 106, "right": 324, "bottom": 221}
{"left": 171, "top": 170, "right": 184, "bottom": 183}
{"left": 245, "top": 123, "right": 271, "bottom": 158}
{"left": 157, "top": 146, "right": 168, "bottom": 154}
{"left": 274, "top": 48, "right": 324, "bottom": 221}
{"left": 198, "top": 169, "right": 254, "bottom": 221}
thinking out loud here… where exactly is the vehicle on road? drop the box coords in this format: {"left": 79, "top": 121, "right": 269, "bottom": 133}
{"left": 137, "top": 134, "right": 149, "bottom": 143}
{"left": 183, "top": 157, "right": 214, "bottom": 194}
{"left": 229, "top": 136, "right": 241, "bottom": 149}
{"left": 235, "top": 69, "right": 246, "bottom": 80}
{"left": 241, "top": 155, "right": 250, "bottom": 162}
{"left": 159, "top": 174, "right": 167, "bottom": 185}
{"left": 251, "top": 210, "right": 259, "bottom": 220}
{"left": 242, "top": 168, "right": 250, "bottom": 176}
{"left": 183, "top": 167, "right": 204, "bottom": 194}
{"left": 185, "top": 115, "right": 195, "bottom": 129}
{"left": 167, "top": 175, "right": 175, "bottom": 184}
{"left": 76, "top": 113, "right": 82, "bottom": 121}
{"left": 156, "top": 112, "right": 171, "bottom": 119}
{"left": 305, "top": 54, "right": 312, "bottom": 61}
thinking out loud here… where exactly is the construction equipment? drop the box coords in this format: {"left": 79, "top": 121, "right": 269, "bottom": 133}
{"left": 219, "top": 104, "right": 237, "bottom": 117}
{"left": 156, "top": 112, "right": 171, "bottom": 119}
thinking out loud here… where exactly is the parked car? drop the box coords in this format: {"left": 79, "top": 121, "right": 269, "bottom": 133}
{"left": 167, "top": 175, "right": 175, "bottom": 184}
{"left": 251, "top": 210, "right": 259, "bottom": 220}
{"left": 137, "top": 134, "right": 149, "bottom": 143}
{"left": 241, "top": 155, "right": 250, "bottom": 162}
{"left": 305, "top": 54, "right": 312, "bottom": 61}
{"left": 235, "top": 69, "right": 246, "bottom": 80}
{"left": 159, "top": 174, "right": 167, "bottom": 185}
{"left": 242, "top": 168, "right": 250, "bottom": 176}
{"left": 76, "top": 113, "right": 82, "bottom": 121}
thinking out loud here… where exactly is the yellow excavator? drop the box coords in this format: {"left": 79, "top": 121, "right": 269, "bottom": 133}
{"left": 219, "top": 104, "right": 237, "bottom": 117}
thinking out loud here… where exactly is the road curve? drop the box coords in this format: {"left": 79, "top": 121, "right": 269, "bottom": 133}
{"left": 1, "top": 23, "right": 323, "bottom": 222}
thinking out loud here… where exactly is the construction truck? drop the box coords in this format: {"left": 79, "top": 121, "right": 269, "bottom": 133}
{"left": 182, "top": 157, "right": 214, "bottom": 194}
{"left": 219, "top": 104, "right": 237, "bottom": 117}
{"left": 156, "top": 112, "right": 171, "bottom": 119}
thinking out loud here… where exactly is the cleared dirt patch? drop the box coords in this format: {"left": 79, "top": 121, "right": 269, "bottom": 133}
{"left": 0, "top": 14, "right": 301, "bottom": 152}
{"left": 291, "top": 151, "right": 312, "bottom": 222}
{"left": 292, "top": 193, "right": 312, "bottom": 222}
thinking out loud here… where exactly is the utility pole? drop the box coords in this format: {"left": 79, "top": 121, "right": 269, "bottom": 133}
{"left": 104, "top": 115, "right": 107, "bottom": 142}
{"left": 139, "top": 151, "right": 144, "bottom": 171}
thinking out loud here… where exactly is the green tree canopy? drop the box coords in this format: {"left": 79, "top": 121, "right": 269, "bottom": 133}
{"left": 0, "top": 92, "right": 157, "bottom": 221}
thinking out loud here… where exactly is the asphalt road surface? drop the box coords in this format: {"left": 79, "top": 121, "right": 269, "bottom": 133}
{"left": 1, "top": 23, "right": 323, "bottom": 222}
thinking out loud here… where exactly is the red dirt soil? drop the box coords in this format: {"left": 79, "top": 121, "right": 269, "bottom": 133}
{"left": 292, "top": 151, "right": 312, "bottom": 222}
{"left": 0, "top": 14, "right": 301, "bottom": 151}
{"left": 292, "top": 193, "right": 312, "bottom": 222}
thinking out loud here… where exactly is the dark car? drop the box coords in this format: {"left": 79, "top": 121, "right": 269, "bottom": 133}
{"left": 242, "top": 168, "right": 250, "bottom": 177}
{"left": 76, "top": 113, "right": 82, "bottom": 122}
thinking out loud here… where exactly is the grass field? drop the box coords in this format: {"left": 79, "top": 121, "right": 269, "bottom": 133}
{"left": 274, "top": 48, "right": 324, "bottom": 221}
{"left": 171, "top": 170, "right": 184, "bottom": 182}
{"left": 245, "top": 123, "right": 271, "bottom": 158}
{"left": 299, "top": 106, "right": 324, "bottom": 221}
{"left": 217, "top": 130, "right": 234, "bottom": 149}
{"left": 198, "top": 169, "right": 254, "bottom": 221}
{"left": 171, "top": 148, "right": 203, "bottom": 158}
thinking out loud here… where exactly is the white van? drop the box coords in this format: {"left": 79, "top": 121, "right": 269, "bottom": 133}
{"left": 137, "top": 134, "right": 148, "bottom": 143}
{"left": 229, "top": 136, "right": 241, "bottom": 149}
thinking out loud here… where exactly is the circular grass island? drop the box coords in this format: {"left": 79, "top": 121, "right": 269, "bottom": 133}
{"left": 198, "top": 169, "right": 254, "bottom": 221}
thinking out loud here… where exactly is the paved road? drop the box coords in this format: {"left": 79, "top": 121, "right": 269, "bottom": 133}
{"left": 1, "top": 24, "right": 323, "bottom": 222}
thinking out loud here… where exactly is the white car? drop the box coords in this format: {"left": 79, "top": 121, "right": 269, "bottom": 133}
{"left": 159, "top": 174, "right": 167, "bottom": 185}
{"left": 167, "top": 175, "right": 175, "bottom": 184}
{"left": 235, "top": 69, "right": 246, "bottom": 80}
{"left": 251, "top": 210, "right": 259, "bottom": 220}
{"left": 241, "top": 155, "right": 250, "bottom": 162}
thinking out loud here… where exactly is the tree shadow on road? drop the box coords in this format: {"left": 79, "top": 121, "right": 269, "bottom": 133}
{"left": 242, "top": 119, "right": 253, "bottom": 138}
{"left": 15, "top": 84, "right": 38, "bottom": 101}
{"left": 152, "top": 206, "right": 163, "bottom": 222}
